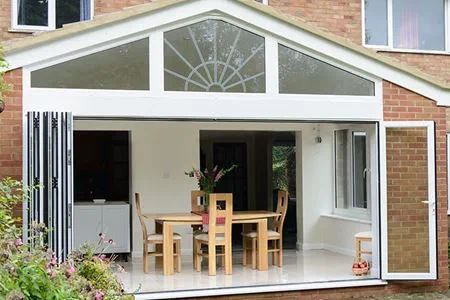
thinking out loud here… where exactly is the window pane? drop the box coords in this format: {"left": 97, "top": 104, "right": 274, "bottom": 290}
{"left": 18, "top": 0, "right": 48, "bottom": 26}
{"left": 335, "top": 130, "right": 348, "bottom": 209}
{"left": 279, "top": 45, "right": 375, "bottom": 96}
{"left": 31, "top": 38, "right": 149, "bottom": 90}
{"left": 164, "top": 19, "right": 265, "bottom": 93}
{"left": 393, "top": 0, "right": 445, "bottom": 51}
{"left": 56, "top": 0, "right": 82, "bottom": 28}
{"left": 352, "top": 132, "right": 367, "bottom": 209}
{"left": 364, "top": 0, "right": 388, "bottom": 45}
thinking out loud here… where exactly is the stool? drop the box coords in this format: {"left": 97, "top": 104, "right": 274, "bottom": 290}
{"left": 355, "top": 231, "right": 372, "bottom": 260}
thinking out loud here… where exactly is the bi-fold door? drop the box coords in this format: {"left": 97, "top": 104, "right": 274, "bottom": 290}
{"left": 23, "top": 111, "right": 73, "bottom": 261}
{"left": 380, "top": 121, "right": 437, "bottom": 280}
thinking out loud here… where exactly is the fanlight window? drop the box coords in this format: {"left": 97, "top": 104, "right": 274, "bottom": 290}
{"left": 31, "top": 38, "right": 149, "bottom": 90}
{"left": 278, "top": 45, "right": 375, "bottom": 96}
{"left": 164, "top": 20, "right": 266, "bottom": 93}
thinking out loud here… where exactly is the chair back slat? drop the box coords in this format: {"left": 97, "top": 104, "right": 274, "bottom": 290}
{"left": 273, "top": 190, "right": 288, "bottom": 234}
{"left": 135, "top": 193, "right": 149, "bottom": 240}
{"left": 191, "top": 190, "right": 205, "bottom": 212}
{"left": 208, "top": 193, "right": 232, "bottom": 240}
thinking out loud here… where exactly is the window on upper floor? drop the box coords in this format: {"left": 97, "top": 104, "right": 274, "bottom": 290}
{"left": 363, "top": 0, "right": 447, "bottom": 52}
{"left": 13, "top": 0, "right": 92, "bottom": 31}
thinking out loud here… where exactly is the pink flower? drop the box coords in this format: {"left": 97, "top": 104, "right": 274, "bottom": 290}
{"left": 15, "top": 238, "right": 23, "bottom": 247}
{"left": 98, "top": 233, "right": 105, "bottom": 240}
{"left": 66, "top": 265, "right": 76, "bottom": 278}
{"left": 94, "top": 291, "right": 104, "bottom": 300}
{"left": 99, "top": 254, "right": 106, "bottom": 261}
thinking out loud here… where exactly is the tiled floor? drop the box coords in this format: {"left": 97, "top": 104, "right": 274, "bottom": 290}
{"left": 116, "top": 249, "right": 376, "bottom": 294}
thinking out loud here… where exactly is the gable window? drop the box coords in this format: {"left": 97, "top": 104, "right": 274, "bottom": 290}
{"left": 164, "top": 19, "right": 266, "bottom": 93}
{"left": 278, "top": 44, "right": 375, "bottom": 96}
{"left": 30, "top": 38, "right": 149, "bottom": 90}
{"left": 334, "top": 129, "right": 370, "bottom": 218}
{"left": 363, "top": 0, "right": 447, "bottom": 52}
{"left": 13, "top": 0, "right": 92, "bottom": 31}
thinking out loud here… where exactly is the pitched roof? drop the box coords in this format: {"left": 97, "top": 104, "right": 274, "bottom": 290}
{"left": 1, "top": 0, "right": 449, "bottom": 91}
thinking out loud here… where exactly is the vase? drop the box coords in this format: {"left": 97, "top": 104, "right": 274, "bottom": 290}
{"left": 203, "top": 192, "right": 210, "bottom": 212}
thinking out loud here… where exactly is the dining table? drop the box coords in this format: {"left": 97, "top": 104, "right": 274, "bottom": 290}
{"left": 143, "top": 211, "right": 280, "bottom": 275}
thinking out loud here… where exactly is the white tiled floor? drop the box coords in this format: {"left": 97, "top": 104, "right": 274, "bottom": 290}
{"left": 116, "top": 250, "right": 376, "bottom": 294}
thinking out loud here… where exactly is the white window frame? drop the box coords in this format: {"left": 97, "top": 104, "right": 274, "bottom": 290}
{"left": 11, "top": 0, "right": 94, "bottom": 32}
{"left": 332, "top": 125, "right": 372, "bottom": 220}
{"left": 379, "top": 121, "right": 437, "bottom": 280}
{"left": 362, "top": 0, "right": 450, "bottom": 54}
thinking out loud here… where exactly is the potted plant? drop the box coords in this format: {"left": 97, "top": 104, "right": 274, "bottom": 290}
{"left": 185, "top": 164, "right": 237, "bottom": 210}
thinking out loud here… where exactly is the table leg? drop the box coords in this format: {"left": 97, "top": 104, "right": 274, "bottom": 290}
{"left": 163, "top": 222, "right": 174, "bottom": 276}
{"left": 243, "top": 224, "right": 252, "bottom": 265}
{"left": 257, "top": 218, "right": 268, "bottom": 271}
{"left": 155, "top": 221, "right": 163, "bottom": 269}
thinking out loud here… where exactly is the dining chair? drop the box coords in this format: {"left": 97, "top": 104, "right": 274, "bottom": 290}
{"left": 194, "top": 193, "right": 233, "bottom": 276}
{"left": 191, "top": 190, "right": 205, "bottom": 267}
{"left": 135, "top": 193, "right": 182, "bottom": 273}
{"left": 242, "top": 190, "right": 288, "bottom": 268}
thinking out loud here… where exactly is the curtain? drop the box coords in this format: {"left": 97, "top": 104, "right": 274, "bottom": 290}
{"left": 80, "top": 0, "right": 91, "bottom": 21}
{"left": 395, "top": 2, "right": 419, "bottom": 49}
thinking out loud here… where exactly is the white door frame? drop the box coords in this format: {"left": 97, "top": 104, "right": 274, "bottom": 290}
{"left": 379, "top": 120, "right": 437, "bottom": 280}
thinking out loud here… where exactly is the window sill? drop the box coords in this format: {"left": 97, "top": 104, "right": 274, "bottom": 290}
{"left": 321, "top": 213, "right": 371, "bottom": 225}
{"left": 364, "top": 45, "right": 450, "bottom": 56}
{"left": 9, "top": 28, "right": 50, "bottom": 34}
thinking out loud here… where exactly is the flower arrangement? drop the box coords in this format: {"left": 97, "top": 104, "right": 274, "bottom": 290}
{"left": 185, "top": 164, "right": 238, "bottom": 208}
{"left": 0, "top": 177, "right": 133, "bottom": 300}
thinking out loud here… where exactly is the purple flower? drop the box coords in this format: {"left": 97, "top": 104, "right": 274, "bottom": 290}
{"left": 94, "top": 291, "right": 104, "bottom": 300}
{"left": 99, "top": 254, "right": 106, "bottom": 261}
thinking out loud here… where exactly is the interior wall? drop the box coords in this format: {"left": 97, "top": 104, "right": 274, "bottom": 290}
{"left": 74, "top": 120, "right": 374, "bottom": 258}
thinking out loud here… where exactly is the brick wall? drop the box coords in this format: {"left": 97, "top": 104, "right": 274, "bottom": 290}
{"left": 386, "top": 127, "right": 429, "bottom": 273}
{"left": 269, "top": 0, "right": 362, "bottom": 45}
{"left": 0, "top": 68, "right": 22, "bottom": 180}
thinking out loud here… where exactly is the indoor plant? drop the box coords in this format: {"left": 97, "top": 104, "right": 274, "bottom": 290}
{"left": 185, "top": 164, "right": 237, "bottom": 210}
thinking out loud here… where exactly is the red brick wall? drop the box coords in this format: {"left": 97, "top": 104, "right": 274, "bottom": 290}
{"left": 269, "top": 0, "right": 362, "bottom": 45}
{"left": 95, "top": 0, "right": 152, "bottom": 15}
{"left": 0, "top": 68, "right": 22, "bottom": 180}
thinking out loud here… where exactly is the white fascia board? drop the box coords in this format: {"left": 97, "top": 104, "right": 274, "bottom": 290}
{"left": 6, "top": 0, "right": 450, "bottom": 105}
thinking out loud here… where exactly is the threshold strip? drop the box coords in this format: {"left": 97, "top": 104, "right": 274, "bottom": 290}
{"left": 133, "top": 279, "right": 387, "bottom": 300}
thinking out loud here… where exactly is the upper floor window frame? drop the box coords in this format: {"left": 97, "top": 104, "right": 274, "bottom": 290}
{"left": 362, "top": 0, "right": 450, "bottom": 54}
{"left": 11, "top": 0, "right": 94, "bottom": 32}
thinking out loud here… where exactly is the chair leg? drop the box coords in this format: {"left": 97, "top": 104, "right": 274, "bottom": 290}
{"left": 195, "top": 241, "right": 202, "bottom": 272}
{"left": 224, "top": 244, "right": 232, "bottom": 275}
{"left": 251, "top": 238, "right": 257, "bottom": 270}
{"left": 193, "top": 236, "right": 196, "bottom": 268}
{"left": 278, "top": 239, "right": 283, "bottom": 267}
{"left": 355, "top": 238, "right": 361, "bottom": 261}
{"left": 176, "top": 240, "right": 181, "bottom": 273}
{"left": 221, "top": 246, "right": 225, "bottom": 267}
{"left": 242, "top": 237, "right": 247, "bottom": 266}
{"left": 273, "top": 240, "right": 278, "bottom": 266}
{"left": 143, "top": 243, "right": 148, "bottom": 273}
{"left": 208, "top": 242, "right": 216, "bottom": 276}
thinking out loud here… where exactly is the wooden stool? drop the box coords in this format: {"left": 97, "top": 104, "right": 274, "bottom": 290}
{"left": 355, "top": 231, "right": 372, "bottom": 260}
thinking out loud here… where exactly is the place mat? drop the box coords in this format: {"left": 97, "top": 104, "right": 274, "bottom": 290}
{"left": 192, "top": 211, "right": 225, "bottom": 232}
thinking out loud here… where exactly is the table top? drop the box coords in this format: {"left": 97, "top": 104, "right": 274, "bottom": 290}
{"left": 143, "top": 210, "right": 280, "bottom": 222}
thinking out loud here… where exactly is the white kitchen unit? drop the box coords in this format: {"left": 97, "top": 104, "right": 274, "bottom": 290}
{"left": 74, "top": 202, "right": 130, "bottom": 254}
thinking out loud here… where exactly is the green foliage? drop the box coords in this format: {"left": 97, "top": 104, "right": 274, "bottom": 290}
{"left": 0, "top": 178, "right": 133, "bottom": 300}
{"left": 272, "top": 146, "right": 295, "bottom": 191}
{"left": 0, "top": 48, "right": 10, "bottom": 102}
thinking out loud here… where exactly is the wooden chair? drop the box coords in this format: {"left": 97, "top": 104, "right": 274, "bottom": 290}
{"left": 135, "top": 193, "right": 182, "bottom": 273}
{"left": 242, "top": 190, "right": 288, "bottom": 268}
{"left": 194, "top": 193, "right": 233, "bottom": 276}
{"left": 191, "top": 190, "right": 205, "bottom": 267}
{"left": 355, "top": 231, "right": 372, "bottom": 260}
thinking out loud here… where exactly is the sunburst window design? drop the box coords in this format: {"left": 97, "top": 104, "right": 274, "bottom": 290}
{"left": 164, "top": 20, "right": 265, "bottom": 93}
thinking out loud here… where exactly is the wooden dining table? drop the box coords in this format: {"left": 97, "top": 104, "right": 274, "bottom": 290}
{"left": 143, "top": 211, "right": 280, "bottom": 275}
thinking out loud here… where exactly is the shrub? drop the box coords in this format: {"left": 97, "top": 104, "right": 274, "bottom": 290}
{"left": 0, "top": 178, "right": 133, "bottom": 300}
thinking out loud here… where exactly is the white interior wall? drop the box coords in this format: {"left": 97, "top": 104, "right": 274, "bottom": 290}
{"left": 74, "top": 120, "right": 373, "bottom": 258}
